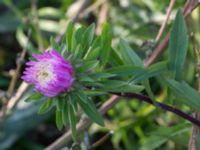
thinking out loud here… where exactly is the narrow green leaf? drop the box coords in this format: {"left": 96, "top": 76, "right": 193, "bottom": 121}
{"left": 74, "top": 26, "right": 85, "bottom": 43}
{"left": 166, "top": 79, "right": 200, "bottom": 111}
{"left": 72, "top": 44, "right": 82, "bottom": 59}
{"left": 89, "top": 72, "right": 116, "bottom": 79}
{"left": 68, "top": 104, "right": 77, "bottom": 138}
{"left": 99, "top": 23, "right": 112, "bottom": 68}
{"left": 56, "top": 109, "right": 63, "bottom": 130}
{"left": 69, "top": 94, "right": 78, "bottom": 112}
{"left": 168, "top": 10, "right": 188, "bottom": 80}
{"left": 81, "top": 81, "right": 104, "bottom": 87}
{"left": 84, "top": 47, "right": 100, "bottom": 60}
{"left": 82, "top": 23, "right": 95, "bottom": 50}
{"left": 110, "top": 49, "right": 124, "bottom": 66}
{"left": 77, "top": 97, "right": 104, "bottom": 126}
{"left": 79, "top": 75, "right": 95, "bottom": 83}
{"left": 130, "top": 61, "right": 168, "bottom": 83}
{"left": 142, "top": 80, "right": 157, "bottom": 106}
{"left": 62, "top": 100, "right": 69, "bottom": 126}
{"left": 84, "top": 90, "right": 106, "bottom": 96}
{"left": 76, "top": 90, "right": 89, "bottom": 104}
{"left": 56, "top": 98, "right": 63, "bottom": 111}
{"left": 25, "top": 92, "right": 43, "bottom": 102}
{"left": 77, "top": 60, "right": 99, "bottom": 72}
{"left": 119, "top": 39, "right": 143, "bottom": 67}
{"left": 66, "top": 22, "right": 74, "bottom": 51}
{"left": 99, "top": 80, "right": 144, "bottom": 93}
{"left": 72, "top": 26, "right": 85, "bottom": 51}
{"left": 85, "top": 37, "right": 101, "bottom": 59}
{"left": 38, "top": 99, "right": 53, "bottom": 114}
{"left": 105, "top": 65, "right": 143, "bottom": 77}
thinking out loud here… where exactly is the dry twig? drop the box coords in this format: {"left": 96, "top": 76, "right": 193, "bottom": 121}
{"left": 155, "top": 0, "right": 176, "bottom": 42}
{"left": 6, "top": 29, "right": 31, "bottom": 97}
{"left": 3, "top": 29, "right": 32, "bottom": 116}
{"left": 89, "top": 130, "right": 114, "bottom": 149}
{"left": 96, "top": 0, "right": 108, "bottom": 35}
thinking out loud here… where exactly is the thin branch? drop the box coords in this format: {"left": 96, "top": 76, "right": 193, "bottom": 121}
{"left": 144, "top": 32, "right": 170, "bottom": 67}
{"left": 155, "top": 0, "right": 176, "bottom": 42}
{"left": 6, "top": 82, "right": 29, "bottom": 114}
{"left": 188, "top": 113, "right": 200, "bottom": 150}
{"left": 144, "top": 0, "right": 200, "bottom": 67}
{"left": 1, "top": 29, "right": 32, "bottom": 116}
{"left": 96, "top": 0, "right": 108, "bottom": 35}
{"left": 6, "top": 29, "right": 31, "bottom": 98}
{"left": 80, "top": 0, "right": 107, "bottom": 18}
{"left": 183, "top": 0, "right": 200, "bottom": 16}
{"left": 116, "top": 92, "right": 200, "bottom": 126}
{"left": 89, "top": 130, "right": 114, "bottom": 149}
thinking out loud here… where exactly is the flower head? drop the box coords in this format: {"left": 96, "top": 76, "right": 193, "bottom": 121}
{"left": 22, "top": 50, "right": 74, "bottom": 97}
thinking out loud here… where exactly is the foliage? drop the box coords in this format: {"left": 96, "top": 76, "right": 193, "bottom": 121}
{"left": 0, "top": 0, "right": 200, "bottom": 150}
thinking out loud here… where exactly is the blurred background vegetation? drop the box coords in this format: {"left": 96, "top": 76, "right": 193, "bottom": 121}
{"left": 0, "top": 0, "right": 200, "bottom": 150}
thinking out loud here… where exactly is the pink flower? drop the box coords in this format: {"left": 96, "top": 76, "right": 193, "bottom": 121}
{"left": 22, "top": 50, "right": 74, "bottom": 97}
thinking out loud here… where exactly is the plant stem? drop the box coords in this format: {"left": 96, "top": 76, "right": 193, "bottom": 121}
{"left": 115, "top": 92, "right": 200, "bottom": 126}
{"left": 89, "top": 130, "right": 113, "bottom": 149}
{"left": 155, "top": 0, "right": 176, "bottom": 42}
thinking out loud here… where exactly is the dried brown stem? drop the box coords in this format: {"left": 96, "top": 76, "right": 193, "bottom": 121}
{"left": 80, "top": 0, "right": 107, "bottom": 18}
{"left": 188, "top": 113, "right": 200, "bottom": 150}
{"left": 4, "top": 29, "right": 32, "bottom": 115}
{"left": 6, "top": 82, "right": 29, "bottom": 114}
{"left": 144, "top": 32, "right": 170, "bottom": 67}
{"left": 96, "top": 0, "right": 108, "bottom": 35}
{"left": 155, "top": 0, "right": 176, "bottom": 42}
{"left": 6, "top": 29, "right": 31, "bottom": 98}
{"left": 90, "top": 130, "right": 113, "bottom": 149}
